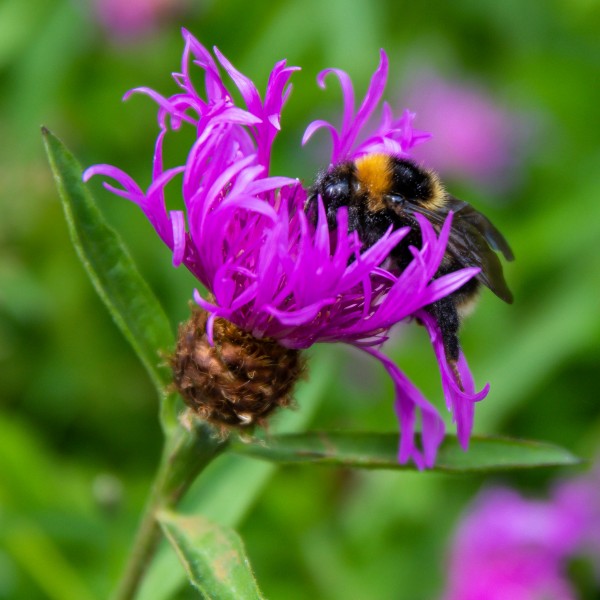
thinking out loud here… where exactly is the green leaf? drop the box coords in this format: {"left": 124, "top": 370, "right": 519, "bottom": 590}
{"left": 41, "top": 128, "right": 177, "bottom": 427}
{"left": 157, "top": 511, "right": 265, "bottom": 600}
{"left": 230, "top": 432, "right": 581, "bottom": 473}
{"left": 4, "top": 519, "right": 97, "bottom": 600}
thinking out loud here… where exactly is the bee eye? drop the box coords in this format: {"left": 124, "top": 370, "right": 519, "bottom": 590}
{"left": 387, "top": 193, "right": 406, "bottom": 205}
{"left": 324, "top": 181, "right": 349, "bottom": 199}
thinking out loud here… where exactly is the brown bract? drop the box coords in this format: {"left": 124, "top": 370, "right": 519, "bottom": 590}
{"left": 171, "top": 308, "right": 305, "bottom": 434}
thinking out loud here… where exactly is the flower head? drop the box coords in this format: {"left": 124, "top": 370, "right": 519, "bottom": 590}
{"left": 93, "top": 0, "right": 190, "bottom": 41}
{"left": 84, "top": 29, "right": 489, "bottom": 468}
{"left": 441, "top": 487, "right": 584, "bottom": 600}
{"left": 441, "top": 466, "right": 600, "bottom": 600}
{"left": 404, "top": 72, "right": 527, "bottom": 192}
{"left": 554, "top": 461, "right": 600, "bottom": 573}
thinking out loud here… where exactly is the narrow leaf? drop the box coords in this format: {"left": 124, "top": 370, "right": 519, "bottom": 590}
{"left": 157, "top": 511, "right": 265, "bottom": 600}
{"left": 42, "top": 128, "right": 176, "bottom": 423}
{"left": 230, "top": 432, "right": 581, "bottom": 473}
{"left": 5, "top": 519, "right": 97, "bottom": 600}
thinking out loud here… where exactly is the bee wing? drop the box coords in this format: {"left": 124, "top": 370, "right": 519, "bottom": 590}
{"left": 446, "top": 196, "right": 514, "bottom": 261}
{"left": 405, "top": 199, "right": 514, "bottom": 304}
{"left": 447, "top": 213, "right": 514, "bottom": 303}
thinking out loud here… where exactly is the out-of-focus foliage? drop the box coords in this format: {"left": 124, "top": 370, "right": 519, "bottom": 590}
{"left": 1, "top": 0, "right": 599, "bottom": 598}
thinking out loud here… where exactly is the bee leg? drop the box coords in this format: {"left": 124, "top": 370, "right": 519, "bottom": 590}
{"left": 425, "top": 297, "right": 464, "bottom": 391}
{"left": 426, "top": 297, "right": 460, "bottom": 360}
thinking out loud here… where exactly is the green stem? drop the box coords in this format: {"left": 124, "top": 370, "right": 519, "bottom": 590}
{"left": 110, "top": 418, "right": 226, "bottom": 600}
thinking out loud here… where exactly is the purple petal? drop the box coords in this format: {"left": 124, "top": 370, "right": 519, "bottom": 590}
{"left": 417, "top": 309, "right": 490, "bottom": 449}
{"left": 339, "top": 49, "right": 388, "bottom": 159}
{"left": 83, "top": 164, "right": 143, "bottom": 195}
{"left": 266, "top": 299, "right": 335, "bottom": 326}
{"left": 170, "top": 211, "right": 186, "bottom": 267}
{"left": 124, "top": 87, "right": 197, "bottom": 125}
{"left": 424, "top": 268, "right": 480, "bottom": 305}
{"left": 213, "top": 46, "right": 262, "bottom": 115}
{"left": 302, "top": 119, "right": 340, "bottom": 149}
{"left": 360, "top": 345, "right": 445, "bottom": 468}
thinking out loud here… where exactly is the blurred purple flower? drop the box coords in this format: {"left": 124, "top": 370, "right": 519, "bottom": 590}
{"left": 93, "top": 0, "right": 189, "bottom": 40}
{"left": 404, "top": 73, "right": 525, "bottom": 191}
{"left": 441, "top": 484, "right": 595, "bottom": 600}
{"left": 555, "top": 463, "right": 600, "bottom": 577}
{"left": 84, "top": 30, "right": 489, "bottom": 468}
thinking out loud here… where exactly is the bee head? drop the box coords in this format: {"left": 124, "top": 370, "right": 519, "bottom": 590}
{"left": 305, "top": 162, "right": 356, "bottom": 227}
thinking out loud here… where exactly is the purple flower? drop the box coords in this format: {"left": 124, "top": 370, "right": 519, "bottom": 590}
{"left": 84, "top": 29, "right": 489, "bottom": 468}
{"left": 441, "top": 462, "right": 600, "bottom": 599}
{"left": 93, "top": 0, "right": 189, "bottom": 40}
{"left": 404, "top": 73, "right": 527, "bottom": 192}
{"left": 554, "top": 463, "right": 600, "bottom": 576}
{"left": 441, "top": 486, "right": 591, "bottom": 600}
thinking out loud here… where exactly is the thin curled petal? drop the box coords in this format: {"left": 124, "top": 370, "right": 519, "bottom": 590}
{"left": 360, "top": 345, "right": 446, "bottom": 469}
{"left": 337, "top": 49, "right": 388, "bottom": 159}
{"left": 83, "top": 164, "right": 143, "bottom": 197}
{"left": 302, "top": 119, "right": 339, "bottom": 147}
{"left": 213, "top": 47, "right": 262, "bottom": 114}
{"left": 306, "top": 49, "right": 428, "bottom": 162}
{"left": 417, "top": 309, "right": 490, "bottom": 449}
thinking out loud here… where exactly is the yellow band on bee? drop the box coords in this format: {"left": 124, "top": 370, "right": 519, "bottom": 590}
{"left": 355, "top": 154, "right": 394, "bottom": 211}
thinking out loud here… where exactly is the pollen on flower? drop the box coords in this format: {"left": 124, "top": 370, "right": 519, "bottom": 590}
{"left": 171, "top": 307, "right": 305, "bottom": 434}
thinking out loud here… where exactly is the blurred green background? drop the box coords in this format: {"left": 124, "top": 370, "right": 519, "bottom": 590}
{"left": 1, "top": 0, "right": 599, "bottom": 598}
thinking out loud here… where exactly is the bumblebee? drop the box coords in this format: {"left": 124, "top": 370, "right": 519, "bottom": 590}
{"left": 306, "top": 153, "right": 514, "bottom": 370}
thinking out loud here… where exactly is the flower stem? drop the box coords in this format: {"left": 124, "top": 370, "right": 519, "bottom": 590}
{"left": 110, "top": 417, "right": 226, "bottom": 600}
